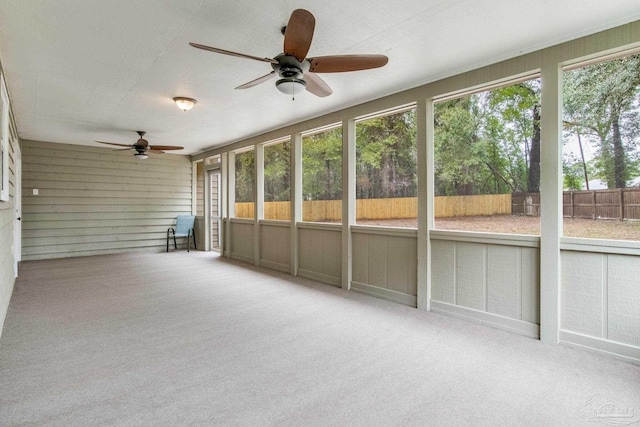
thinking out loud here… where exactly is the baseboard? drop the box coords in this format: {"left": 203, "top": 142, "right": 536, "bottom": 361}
{"left": 560, "top": 330, "right": 640, "bottom": 365}
{"left": 259, "top": 259, "right": 290, "bottom": 273}
{"left": 297, "top": 269, "right": 341, "bottom": 287}
{"left": 351, "top": 281, "right": 416, "bottom": 307}
{"left": 430, "top": 300, "right": 540, "bottom": 338}
{"left": 231, "top": 253, "right": 254, "bottom": 264}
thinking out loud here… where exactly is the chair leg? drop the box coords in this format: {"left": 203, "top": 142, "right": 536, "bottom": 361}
{"left": 167, "top": 229, "right": 170, "bottom": 252}
{"left": 192, "top": 230, "right": 197, "bottom": 250}
{"left": 173, "top": 232, "right": 177, "bottom": 250}
{"left": 187, "top": 231, "right": 191, "bottom": 252}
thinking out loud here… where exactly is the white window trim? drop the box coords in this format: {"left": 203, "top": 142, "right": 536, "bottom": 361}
{"left": 0, "top": 73, "right": 9, "bottom": 202}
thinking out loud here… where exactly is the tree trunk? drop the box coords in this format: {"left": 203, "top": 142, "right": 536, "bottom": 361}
{"left": 527, "top": 104, "right": 541, "bottom": 192}
{"left": 325, "top": 159, "right": 332, "bottom": 200}
{"left": 576, "top": 131, "right": 589, "bottom": 190}
{"left": 611, "top": 108, "right": 626, "bottom": 188}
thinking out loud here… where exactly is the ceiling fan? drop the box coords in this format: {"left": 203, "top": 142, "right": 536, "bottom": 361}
{"left": 95, "top": 131, "right": 184, "bottom": 160}
{"left": 190, "top": 9, "right": 388, "bottom": 98}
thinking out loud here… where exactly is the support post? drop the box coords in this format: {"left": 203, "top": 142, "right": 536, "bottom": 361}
{"left": 290, "top": 133, "right": 302, "bottom": 275}
{"left": 539, "top": 61, "right": 563, "bottom": 344}
{"left": 254, "top": 144, "right": 264, "bottom": 266}
{"left": 226, "top": 152, "right": 236, "bottom": 258}
{"left": 342, "top": 120, "right": 356, "bottom": 290}
{"left": 417, "top": 99, "right": 431, "bottom": 310}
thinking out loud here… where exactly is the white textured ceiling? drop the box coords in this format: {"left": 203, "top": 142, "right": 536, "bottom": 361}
{"left": 0, "top": 1, "right": 639, "bottom": 155}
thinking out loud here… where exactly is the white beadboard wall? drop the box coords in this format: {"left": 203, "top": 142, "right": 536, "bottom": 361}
{"left": 430, "top": 231, "right": 540, "bottom": 338}
{"left": 0, "top": 108, "right": 18, "bottom": 339}
{"left": 561, "top": 247, "right": 640, "bottom": 362}
{"left": 352, "top": 226, "right": 418, "bottom": 306}
{"left": 21, "top": 140, "right": 192, "bottom": 260}
{"left": 297, "top": 223, "right": 342, "bottom": 287}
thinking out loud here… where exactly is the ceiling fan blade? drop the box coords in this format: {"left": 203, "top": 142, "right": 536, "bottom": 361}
{"left": 283, "top": 9, "right": 315, "bottom": 61}
{"left": 304, "top": 73, "right": 332, "bottom": 97}
{"left": 149, "top": 149, "right": 166, "bottom": 154}
{"left": 236, "top": 71, "right": 276, "bottom": 89}
{"left": 114, "top": 147, "right": 135, "bottom": 151}
{"left": 96, "top": 141, "right": 133, "bottom": 148}
{"left": 308, "top": 54, "right": 389, "bottom": 73}
{"left": 189, "top": 43, "right": 278, "bottom": 65}
{"left": 148, "top": 145, "right": 184, "bottom": 151}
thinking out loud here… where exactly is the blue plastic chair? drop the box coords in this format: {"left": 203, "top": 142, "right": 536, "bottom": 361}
{"left": 167, "top": 215, "right": 196, "bottom": 252}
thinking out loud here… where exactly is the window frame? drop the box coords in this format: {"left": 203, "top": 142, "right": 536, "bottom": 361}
{"left": 0, "top": 73, "right": 9, "bottom": 202}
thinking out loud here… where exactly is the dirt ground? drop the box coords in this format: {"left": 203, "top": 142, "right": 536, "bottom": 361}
{"left": 356, "top": 215, "right": 640, "bottom": 241}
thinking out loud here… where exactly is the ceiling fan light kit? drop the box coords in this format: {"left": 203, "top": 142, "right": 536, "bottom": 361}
{"left": 173, "top": 97, "right": 197, "bottom": 112}
{"left": 189, "top": 9, "right": 388, "bottom": 98}
{"left": 276, "top": 78, "right": 306, "bottom": 97}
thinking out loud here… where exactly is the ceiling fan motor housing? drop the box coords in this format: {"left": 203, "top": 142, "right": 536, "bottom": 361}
{"left": 272, "top": 54, "right": 308, "bottom": 79}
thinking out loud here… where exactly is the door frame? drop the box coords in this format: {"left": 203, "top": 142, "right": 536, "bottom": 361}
{"left": 204, "top": 164, "right": 224, "bottom": 254}
{"left": 13, "top": 140, "right": 21, "bottom": 277}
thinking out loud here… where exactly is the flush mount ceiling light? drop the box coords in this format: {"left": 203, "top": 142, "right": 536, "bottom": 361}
{"left": 173, "top": 97, "right": 197, "bottom": 112}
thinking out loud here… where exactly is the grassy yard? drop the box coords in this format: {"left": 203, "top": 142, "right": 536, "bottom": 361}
{"left": 356, "top": 215, "right": 640, "bottom": 241}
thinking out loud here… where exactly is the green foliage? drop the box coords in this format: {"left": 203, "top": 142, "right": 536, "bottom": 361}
{"left": 231, "top": 55, "right": 640, "bottom": 203}
{"left": 234, "top": 150, "right": 255, "bottom": 202}
{"left": 264, "top": 141, "right": 290, "bottom": 202}
{"left": 562, "top": 154, "right": 586, "bottom": 191}
{"left": 302, "top": 128, "right": 343, "bottom": 200}
{"left": 434, "top": 80, "right": 540, "bottom": 196}
{"left": 434, "top": 97, "right": 485, "bottom": 195}
{"left": 563, "top": 53, "right": 640, "bottom": 188}
{"left": 356, "top": 110, "right": 417, "bottom": 199}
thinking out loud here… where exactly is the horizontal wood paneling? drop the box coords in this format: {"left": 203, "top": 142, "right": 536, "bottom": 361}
{"left": 21, "top": 140, "right": 192, "bottom": 260}
{"left": 0, "top": 90, "right": 17, "bottom": 340}
{"left": 196, "top": 161, "right": 204, "bottom": 216}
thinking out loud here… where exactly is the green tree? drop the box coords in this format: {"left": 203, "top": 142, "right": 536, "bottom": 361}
{"left": 356, "top": 110, "right": 417, "bottom": 199}
{"left": 434, "top": 97, "right": 488, "bottom": 195}
{"left": 562, "top": 154, "right": 586, "bottom": 191}
{"left": 563, "top": 54, "right": 640, "bottom": 188}
{"left": 264, "top": 141, "right": 290, "bottom": 202}
{"left": 302, "top": 128, "right": 342, "bottom": 200}
{"left": 486, "top": 80, "right": 541, "bottom": 192}
{"left": 235, "top": 150, "right": 255, "bottom": 202}
{"left": 434, "top": 80, "right": 541, "bottom": 197}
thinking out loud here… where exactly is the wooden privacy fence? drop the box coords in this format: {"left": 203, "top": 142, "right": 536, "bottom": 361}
{"left": 434, "top": 194, "right": 511, "bottom": 217}
{"left": 512, "top": 192, "right": 540, "bottom": 217}
{"left": 564, "top": 188, "right": 640, "bottom": 220}
{"left": 235, "top": 194, "right": 512, "bottom": 221}
{"left": 512, "top": 188, "right": 640, "bottom": 220}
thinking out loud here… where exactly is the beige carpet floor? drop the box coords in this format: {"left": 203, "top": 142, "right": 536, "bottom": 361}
{"left": 0, "top": 251, "right": 639, "bottom": 426}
